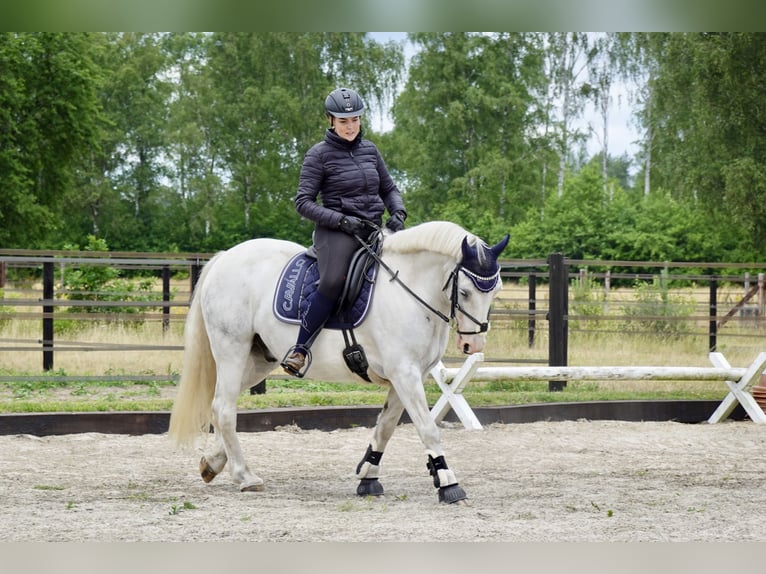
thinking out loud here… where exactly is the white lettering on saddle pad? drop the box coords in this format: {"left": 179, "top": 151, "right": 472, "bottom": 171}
{"left": 281, "top": 257, "right": 307, "bottom": 313}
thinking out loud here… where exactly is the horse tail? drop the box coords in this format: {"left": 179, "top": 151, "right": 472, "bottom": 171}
{"left": 168, "top": 253, "right": 222, "bottom": 447}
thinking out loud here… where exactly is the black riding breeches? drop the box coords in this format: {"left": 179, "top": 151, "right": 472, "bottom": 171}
{"left": 312, "top": 225, "right": 361, "bottom": 301}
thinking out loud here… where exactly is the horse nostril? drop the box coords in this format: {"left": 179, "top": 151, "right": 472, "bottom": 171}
{"left": 462, "top": 343, "right": 471, "bottom": 354}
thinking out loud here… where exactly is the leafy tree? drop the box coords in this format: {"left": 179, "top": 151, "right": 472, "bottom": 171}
{"left": 0, "top": 33, "right": 104, "bottom": 248}
{"left": 630, "top": 33, "right": 766, "bottom": 254}
{"left": 543, "top": 32, "right": 595, "bottom": 199}
{"left": 156, "top": 32, "right": 223, "bottom": 252}
{"left": 102, "top": 33, "right": 172, "bottom": 250}
{"left": 390, "top": 32, "right": 545, "bottom": 238}
{"left": 5, "top": 32, "right": 764, "bottom": 264}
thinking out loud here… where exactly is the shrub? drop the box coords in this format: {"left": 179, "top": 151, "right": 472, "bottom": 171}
{"left": 61, "top": 236, "right": 163, "bottom": 328}
{"left": 620, "top": 270, "right": 696, "bottom": 340}
{"left": 570, "top": 270, "right": 608, "bottom": 332}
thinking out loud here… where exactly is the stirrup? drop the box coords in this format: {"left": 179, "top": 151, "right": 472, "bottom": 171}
{"left": 280, "top": 345, "right": 312, "bottom": 378}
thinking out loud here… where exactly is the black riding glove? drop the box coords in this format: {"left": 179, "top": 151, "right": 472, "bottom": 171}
{"left": 338, "top": 215, "right": 365, "bottom": 236}
{"left": 385, "top": 211, "right": 406, "bottom": 233}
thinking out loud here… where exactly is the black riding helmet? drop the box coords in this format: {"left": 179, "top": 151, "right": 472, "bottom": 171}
{"left": 325, "top": 87, "right": 365, "bottom": 118}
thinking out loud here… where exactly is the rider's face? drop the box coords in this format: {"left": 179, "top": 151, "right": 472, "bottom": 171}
{"left": 332, "top": 115, "right": 361, "bottom": 142}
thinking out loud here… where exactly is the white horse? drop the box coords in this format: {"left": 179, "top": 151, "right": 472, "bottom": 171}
{"left": 168, "top": 221, "right": 509, "bottom": 503}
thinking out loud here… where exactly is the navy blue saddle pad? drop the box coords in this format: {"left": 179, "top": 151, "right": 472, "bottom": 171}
{"left": 272, "top": 251, "right": 377, "bottom": 329}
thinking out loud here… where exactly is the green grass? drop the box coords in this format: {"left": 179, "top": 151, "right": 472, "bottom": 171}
{"left": 0, "top": 376, "right": 729, "bottom": 414}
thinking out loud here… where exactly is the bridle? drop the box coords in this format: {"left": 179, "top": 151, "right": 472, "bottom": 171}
{"left": 442, "top": 265, "right": 498, "bottom": 335}
{"left": 353, "top": 226, "right": 497, "bottom": 336}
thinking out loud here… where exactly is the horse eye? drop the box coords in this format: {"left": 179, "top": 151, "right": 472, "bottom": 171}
{"left": 459, "top": 289, "right": 468, "bottom": 298}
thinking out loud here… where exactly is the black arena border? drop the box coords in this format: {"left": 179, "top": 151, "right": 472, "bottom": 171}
{"left": 0, "top": 401, "right": 747, "bottom": 436}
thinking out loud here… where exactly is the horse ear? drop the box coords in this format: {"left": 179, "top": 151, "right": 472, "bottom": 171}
{"left": 461, "top": 236, "right": 477, "bottom": 261}
{"left": 489, "top": 234, "right": 510, "bottom": 258}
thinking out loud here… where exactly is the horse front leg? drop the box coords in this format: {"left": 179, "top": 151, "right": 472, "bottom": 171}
{"left": 355, "top": 386, "right": 405, "bottom": 497}
{"left": 391, "top": 369, "right": 468, "bottom": 504}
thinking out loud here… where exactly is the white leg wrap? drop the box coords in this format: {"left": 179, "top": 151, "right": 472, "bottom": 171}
{"left": 356, "top": 461, "right": 380, "bottom": 479}
{"left": 426, "top": 451, "right": 459, "bottom": 488}
{"left": 435, "top": 468, "right": 458, "bottom": 487}
{"left": 356, "top": 440, "right": 382, "bottom": 479}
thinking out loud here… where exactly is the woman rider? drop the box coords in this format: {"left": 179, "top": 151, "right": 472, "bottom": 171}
{"left": 281, "top": 87, "right": 407, "bottom": 376}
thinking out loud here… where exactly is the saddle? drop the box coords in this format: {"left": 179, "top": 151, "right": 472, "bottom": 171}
{"left": 273, "top": 236, "right": 382, "bottom": 329}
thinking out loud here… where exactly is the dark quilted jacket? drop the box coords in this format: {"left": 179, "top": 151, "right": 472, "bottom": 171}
{"left": 294, "top": 129, "right": 406, "bottom": 229}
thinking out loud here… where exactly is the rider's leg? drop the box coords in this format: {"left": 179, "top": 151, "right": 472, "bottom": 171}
{"left": 298, "top": 290, "right": 336, "bottom": 348}
{"left": 281, "top": 226, "right": 358, "bottom": 376}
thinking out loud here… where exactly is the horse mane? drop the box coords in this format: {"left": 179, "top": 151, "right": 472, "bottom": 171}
{"left": 383, "top": 220, "right": 486, "bottom": 263}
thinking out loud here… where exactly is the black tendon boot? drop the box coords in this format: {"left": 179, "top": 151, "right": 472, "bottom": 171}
{"left": 281, "top": 291, "right": 335, "bottom": 377}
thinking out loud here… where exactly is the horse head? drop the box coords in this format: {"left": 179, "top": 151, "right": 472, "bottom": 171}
{"left": 453, "top": 233, "right": 510, "bottom": 354}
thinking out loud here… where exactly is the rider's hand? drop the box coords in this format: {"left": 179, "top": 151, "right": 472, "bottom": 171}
{"left": 338, "top": 215, "right": 365, "bottom": 236}
{"left": 385, "top": 211, "right": 406, "bottom": 233}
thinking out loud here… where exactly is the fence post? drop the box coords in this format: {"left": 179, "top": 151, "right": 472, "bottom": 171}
{"left": 709, "top": 276, "right": 717, "bottom": 352}
{"left": 162, "top": 265, "right": 170, "bottom": 333}
{"left": 42, "top": 259, "right": 54, "bottom": 371}
{"left": 0, "top": 260, "right": 6, "bottom": 288}
{"left": 528, "top": 273, "right": 536, "bottom": 348}
{"left": 190, "top": 262, "right": 202, "bottom": 296}
{"left": 547, "top": 253, "right": 568, "bottom": 391}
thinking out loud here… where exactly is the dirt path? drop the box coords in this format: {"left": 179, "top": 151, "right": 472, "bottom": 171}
{"left": 2, "top": 419, "right": 765, "bottom": 542}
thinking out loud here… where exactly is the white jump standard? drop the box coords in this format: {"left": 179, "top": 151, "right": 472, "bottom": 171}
{"left": 430, "top": 351, "right": 766, "bottom": 429}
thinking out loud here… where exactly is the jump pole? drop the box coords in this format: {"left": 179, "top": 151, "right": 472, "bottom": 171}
{"left": 429, "top": 352, "right": 766, "bottom": 429}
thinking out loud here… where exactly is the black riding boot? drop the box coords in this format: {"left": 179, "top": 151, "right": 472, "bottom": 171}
{"left": 281, "top": 291, "right": 335, "bottom": 376}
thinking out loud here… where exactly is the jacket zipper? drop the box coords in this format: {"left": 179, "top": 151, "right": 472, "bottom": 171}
{"left": 349, "top": 150, "right": 368, "bottom": 190}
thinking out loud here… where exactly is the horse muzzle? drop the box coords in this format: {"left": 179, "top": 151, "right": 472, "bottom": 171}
{"left": 457, "top": 332, "right": 486, "bottom": 355}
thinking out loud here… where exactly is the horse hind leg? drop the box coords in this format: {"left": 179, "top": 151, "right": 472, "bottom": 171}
{"left": 207, "top": 349, "right": 265, "bottom": 492}
{"left": 199, "top": 335, "right": 276, "bottom": 489}
{"left": 199, "top": 431, "right": 227, "bottom": 483}
{"left": 199, "top": 361, "right": 270, "bottom": 485}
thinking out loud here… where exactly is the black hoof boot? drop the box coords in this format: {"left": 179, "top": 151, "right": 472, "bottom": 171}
{"left": 438, "top": 484, "right": 467, "bottom": 504}
{"left": 357, "top": 478, "right": 384, "bottom": 497}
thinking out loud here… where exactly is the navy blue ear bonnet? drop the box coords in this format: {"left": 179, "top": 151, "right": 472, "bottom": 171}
{"left": 460, "top": 234, "right": 510, "bottom": 292}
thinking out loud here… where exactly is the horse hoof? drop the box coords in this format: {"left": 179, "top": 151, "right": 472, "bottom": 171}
{"left": 438, "top": 484, "right": 468, "bottom": 504}
{"left": 357, "top": 478, "right": 384, "bottom": 497}
{"left": 199, "top": 457, "right": 218, "bottom": 483}
{"left": 241, "top": 480, "right": 264, "bottom": 492}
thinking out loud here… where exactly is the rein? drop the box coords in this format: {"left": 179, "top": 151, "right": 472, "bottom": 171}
{"left": 353, "top": 226, "right": 491, "bottom": 336}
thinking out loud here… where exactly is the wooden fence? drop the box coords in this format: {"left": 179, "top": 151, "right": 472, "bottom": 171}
{"left": 1, "top": 249, "right": 766, "bottom": 388}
